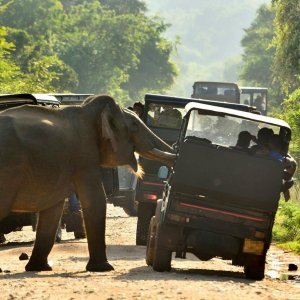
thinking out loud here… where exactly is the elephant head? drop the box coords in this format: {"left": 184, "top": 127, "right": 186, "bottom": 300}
{"left": 82, "top": 95, "right": 175, "bottom": 174}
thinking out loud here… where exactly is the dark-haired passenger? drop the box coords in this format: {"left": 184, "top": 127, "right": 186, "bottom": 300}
{"left": 250, "top": 127, "right": 274, "bottom": 155}
{"left": 234, "top": 131, "right": 255, "bottom": 151}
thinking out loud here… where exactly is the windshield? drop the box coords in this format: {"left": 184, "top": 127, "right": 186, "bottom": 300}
{"left": 146, "top": 103, "right": 185, "bottom": 129}
{"left": 240, "top": 91, "right": 267, "bottom": 115}
{"left": 185, "top": 109, "right": 280, "bottom": 147}
{"left": 192, "top": 82, "right": 238, "bottom": 103}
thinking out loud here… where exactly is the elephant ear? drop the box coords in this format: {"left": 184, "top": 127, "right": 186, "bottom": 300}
{"left": 101, "top": 104, "right": 118, "bottom": 152}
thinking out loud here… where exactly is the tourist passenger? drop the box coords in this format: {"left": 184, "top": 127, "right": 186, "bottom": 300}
{"left": 234, "top": 131, "right": 255, "bottom": 151}
{"left": 133, "top": 102, "right": 144, "bottom": 119}
{"left": 157, "top": 105, "right": 182, "bottom": 128}
{"left": 250, "top": 127, "right": 274, "bottom": 155}
{"left": 269, "top": 134, "right": 297, "bottom": 201}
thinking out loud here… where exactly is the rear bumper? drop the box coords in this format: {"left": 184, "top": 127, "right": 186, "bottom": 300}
{"left": 136, "top": 179, "right": 165, "bottom": 204}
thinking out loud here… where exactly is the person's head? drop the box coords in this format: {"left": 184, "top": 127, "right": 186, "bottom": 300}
{"left": 133, "top": 102, "right": 144, "bottom": 118}
{"left": 162, "top": 105, "right": 172, "bottom": 111}
{"left": 269, "top": 134, "right": 283, "bottom": 152}
{"left": 236, "top": 131, "right": 252, "bottom": 149}
{"left": 257, "top": 127, "right": 274, "bottom": 146}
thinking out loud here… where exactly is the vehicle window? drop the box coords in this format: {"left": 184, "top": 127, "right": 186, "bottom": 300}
{"left": 194, "top": 83, "right": 236, "bottom": 97}
{"left": 240, "top": 93, "right": 251, "bottom": 106}
{"left": 253, "top": 93, "right": 267, "bottom": 114}
{"left": 240, "top": 91, "right": 267, "bottom": 114}
{"left": 146, "top": 103, "right": 184, "bottom": 129}
{"left": 185, "top": 109, "right": 280, "bottom": 147}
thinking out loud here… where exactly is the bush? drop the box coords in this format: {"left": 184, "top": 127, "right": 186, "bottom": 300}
{"left": 273, "top": 199, "right": 300, "bottom": 254}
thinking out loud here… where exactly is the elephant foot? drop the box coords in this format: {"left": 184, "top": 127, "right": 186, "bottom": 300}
{"left": 25, "top": 261, "right": 52, "bottom": 272}
{"left": 86, "top": 260, "right": 114, "bottom": 272}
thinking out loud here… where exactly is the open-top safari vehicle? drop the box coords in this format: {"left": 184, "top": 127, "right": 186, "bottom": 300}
{"left": 146, "top": 101, "right": 291, "bottom": 280}
{"left": 136, "top": 93, "right": 259, "bottom": 245}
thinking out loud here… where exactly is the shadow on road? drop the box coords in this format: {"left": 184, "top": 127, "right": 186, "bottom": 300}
{"left": 0, "top": 241, "right": 34, "bottom": 247}
{"left": 115, "top": 265, "right": 252, "bottom": 283}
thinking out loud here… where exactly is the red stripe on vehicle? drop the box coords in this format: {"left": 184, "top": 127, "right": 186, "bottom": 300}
{"left": 179, "top": 202, "right": 267, "bottom": 222}
{"left": 143, "top": 181, "right": 165, "bottom": 187}
{"left": 144, "top": 194, "right": 158, "bottom": 200}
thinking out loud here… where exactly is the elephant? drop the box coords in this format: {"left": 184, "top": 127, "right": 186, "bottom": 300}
{"left": 0, "top": 94, "right": 175, "bottom": 272}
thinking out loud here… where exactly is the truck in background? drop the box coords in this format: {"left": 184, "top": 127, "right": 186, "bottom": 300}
{"left": 191, "top": 81, "right": 268, "bottom": 115}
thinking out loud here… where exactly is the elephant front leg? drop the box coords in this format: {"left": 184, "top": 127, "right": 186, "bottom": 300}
{"left": 25, "top": 201, "right": 64, "bottom": 272}
{"left": 79, "top": 178, "right": 114, "bottom": 272}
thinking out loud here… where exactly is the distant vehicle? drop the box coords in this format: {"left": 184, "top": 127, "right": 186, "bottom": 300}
{"left": 191, "top": 81, "right": 268, "bottom": 115}
{"left": 240, "top": 87, "right": 268, "bottom": 115}
{"left": 191, "top": 81, "right": 240, "bottom": 103}
{"left": 146, "top": 101, "right": 291, "bottom": 280}
{"left": 52, "top": 93, "right": 93, "bottom": 105}
{"left": 135, "top": 93, "right": 258, "bottom": 245}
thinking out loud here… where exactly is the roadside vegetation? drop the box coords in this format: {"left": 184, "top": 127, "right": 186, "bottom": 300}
{"left": 273, "top": 199, "right": 300, "bottom": 254}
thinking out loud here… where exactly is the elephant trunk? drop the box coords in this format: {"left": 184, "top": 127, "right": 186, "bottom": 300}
{"left": 137, "top": 124, "right": 176, "bottom": 167}
{"left": 141, "top": 148, "right": 176, "bottom": 167}
{"left": 143, "top": 121, "right": 174, "bottom": 152}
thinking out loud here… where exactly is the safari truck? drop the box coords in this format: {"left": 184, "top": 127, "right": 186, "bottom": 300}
{"left": 136, "top": 94, "right": 258, "bottom": 245}
{"left": 191, "top": 81, "right": 240, "bottom": 103}
{"left": 0, "top": 94, "right": 60, "bottom": 238}
{"left": 146, "top": 102, "right": 291, "bottom": 280}
{"left": 191, "top": 81, "right": 268, "bottom": 115}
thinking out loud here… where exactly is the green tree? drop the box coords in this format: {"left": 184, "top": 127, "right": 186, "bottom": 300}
{"left": 0, "top": 0, "right": 78, "bottom": 92}
{"left": 0, "top": 0, "right": 177, "bottom": 103}
{"left": 59, "top": 1, "right": 177, "bottom": 102}
{"left": 281, "top": 88, "right": 300, "bottom": 156}
{"left": 239, "top": 4, "right": 285, "bottom": 108}
{"left": 240, "top": 5, "right": 275, "bottom": 87}
{"left": 272, "top": 0, "right": 300, "bottom": 93}
{"left": 0, "top": 27, "right": 21, "bottom": 92}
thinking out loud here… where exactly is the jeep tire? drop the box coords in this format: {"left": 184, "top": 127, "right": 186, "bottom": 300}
{"left": 152, "top": 222, "right": 172, "bottom": 272}
{"left": 136, "top": 202, "right": 155, "bottom": 245}
{"left": 146, "top": 216, "right": 157, "bottom": 266}
{"left": 244, "top": 253, "right": 266, "bottom": 280}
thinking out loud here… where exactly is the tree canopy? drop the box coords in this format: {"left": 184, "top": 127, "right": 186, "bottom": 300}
{"left": 0, "top": 0, "right": 177, "bottom": 105}
{"left": 239, "top": 1, "right": 300, "bottom": 108}
{"left": 272, "top": 0, "right": 300, "bottom": 93}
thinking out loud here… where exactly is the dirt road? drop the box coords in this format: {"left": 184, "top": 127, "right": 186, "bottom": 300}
{"left": 1, "top": 205, "right": 299, "bottom": 300}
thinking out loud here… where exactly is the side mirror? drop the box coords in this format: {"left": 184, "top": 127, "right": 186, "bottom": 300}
{"left": 158, "top": 166, "right": 169, "bottom": 180}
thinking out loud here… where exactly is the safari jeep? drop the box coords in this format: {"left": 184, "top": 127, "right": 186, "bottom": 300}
{"left": 146, "top": 102, "right": 291, "bottom": 280}
{"left": 136, "top": 93, "right": 258, "bottom": 245}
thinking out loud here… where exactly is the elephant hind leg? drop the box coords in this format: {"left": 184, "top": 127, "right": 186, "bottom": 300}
{"left": 25, "top": 201, "right": 64, "bottom": 272}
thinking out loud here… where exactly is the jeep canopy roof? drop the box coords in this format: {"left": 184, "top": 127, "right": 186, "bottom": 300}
{"left": 0, "top": 93, "right": 60, "bottom": 109}
{"left": 144, "top": 93, "right": 255, "bottom": 113}
{"left": 185, "top": 102, "right": 289, "bottom": 129}
{"left": 52, "top": 94, "right": 92, "bottom": 104}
